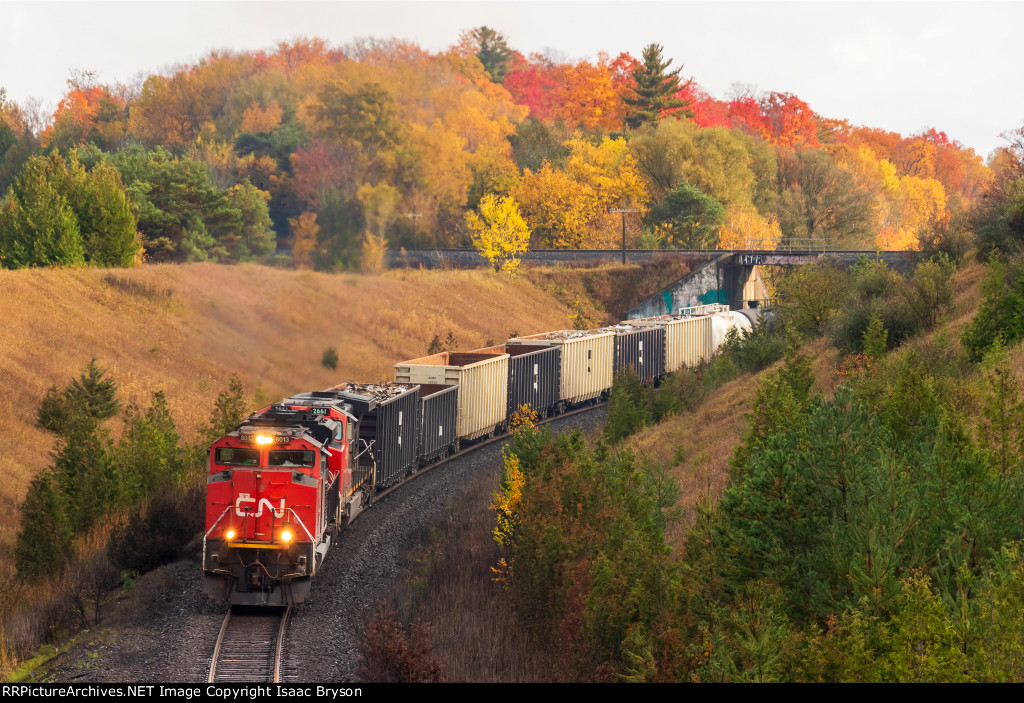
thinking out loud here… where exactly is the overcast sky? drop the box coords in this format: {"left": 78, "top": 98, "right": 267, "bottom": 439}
{"left": 2, "top": 1, "right": 1021, "bottom": 158}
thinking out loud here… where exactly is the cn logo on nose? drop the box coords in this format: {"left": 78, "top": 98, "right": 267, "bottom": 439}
{"left": 234, "top": 492, "right": 286, "bottom": 518}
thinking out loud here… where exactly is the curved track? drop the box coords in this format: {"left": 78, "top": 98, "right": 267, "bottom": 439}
{"left": 206, "top": 401, "right": 606, "bottom": 683}
{"left": 208, "top": 606, "right": 290, "bottom": 683}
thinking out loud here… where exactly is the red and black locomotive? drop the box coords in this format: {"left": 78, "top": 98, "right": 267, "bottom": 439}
{"left": 202, "top": 383, "right": 421, "bottom": 605}
{"left": 202, "top": 307, "right": 767, "bottom": 606}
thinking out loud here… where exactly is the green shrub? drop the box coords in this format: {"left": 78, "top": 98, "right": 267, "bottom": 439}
{"left": 108, "top": 485, "right": 203, "bottom": 574}
{"left": 962, "top": 257, "right": 1024, "bottom": 362}
{"left": 321, "top": 345, "right": 339, "bottom": 370}
{"left": 722, "top": 315, "right": 786, "bottom": 373}
{"left": 604, "top": 367, "right": 650, "bottom": 442}
{"left": 831, "top": 257, "right": 952, "bottom": 354}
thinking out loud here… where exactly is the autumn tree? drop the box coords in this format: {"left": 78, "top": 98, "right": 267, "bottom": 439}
{"left": 717, "top": 206, "right": 783, "bottom": 250}
{"left": 555, "top": 56, "right": 628, "bottom": 132}
{"left": 289, "top": 211, "right": 318, "bottom": 269}
{"left": 682, "top": 82, "right": 733, "bottom": 129}
{"left": 765, "top": 148, "right": 872, "bottom": 245}
{"left": 466, "top": 193, "right": 531, "bottom": 274}
{"left": 516, "top": 136, "right": 646, "bottom": 248}
{"left": 508, "top": 118, "right": 570, "bottom": 172}
{"left": 772, "top": 259, "right": 850, "bottom": 337}
{"left": 628, "top": 118, "right": 756, "bottom": 208}
{"left": 622, "top": 43, "right": 692, "bottom": 130}
{"left": 504, "top": 53, "right": 562, "bottom": 123}
{"left": 0, "top": 91, "right": 37, "bottom": 192}
{"left": 758, "top": 92, "right": 820, "bottom": 148}
{"left": 43, "top": 79, "right": 128, "bottom": 152}
{"left": 308, "top": 81, "right": 401, "bottom": 157}
{"left": 357, "top": 182, "right": 400, "bottom": 272}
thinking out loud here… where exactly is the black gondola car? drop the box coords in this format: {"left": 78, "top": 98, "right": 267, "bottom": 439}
{"left": 417, "top": 383, "right": 459, "bottom": 463}
{"left": 611, "top": 325, "right": 665, "bottom": 385}
{"left": 480, "top": 343, "right": 561, "bottom": 418}
{"left": 302, "top": 383, "right": 420, "bottom": 488}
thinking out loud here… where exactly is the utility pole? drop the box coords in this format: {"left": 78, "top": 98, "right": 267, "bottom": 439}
{"left": 608, "top": 208, "right": 639, "bottom": 264}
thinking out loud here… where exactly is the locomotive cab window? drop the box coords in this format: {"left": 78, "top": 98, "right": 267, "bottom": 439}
{"left": 214, "top": 448, "right": 259, "bottom": 466}
{"left": 268, "top": 450, "right": 316, "bottom": 468}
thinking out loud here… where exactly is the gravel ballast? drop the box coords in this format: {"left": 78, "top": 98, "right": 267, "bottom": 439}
{"left": 44, "top": 407, "right": 606, "bottom": 683}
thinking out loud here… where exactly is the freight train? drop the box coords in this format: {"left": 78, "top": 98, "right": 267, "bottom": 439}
{"left": 202, "top": 304, "right": 765, "bottom": 605}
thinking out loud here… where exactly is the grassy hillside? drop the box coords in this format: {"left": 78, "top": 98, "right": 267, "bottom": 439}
{"left": 625, "top": 260, "right": 987, "bottom": 552}
{"left": 625, "top": 339, "right": 841, "bottom": 549}
{"left": 0, "top": 263, "right": 575, "bottom": 513}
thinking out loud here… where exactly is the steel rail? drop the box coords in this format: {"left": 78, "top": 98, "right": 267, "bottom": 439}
{"left": 208, "top": 606, "right": 291, "bottom": 683}
{"left": 206, "top": 400, "right": 607, "bottom": 681}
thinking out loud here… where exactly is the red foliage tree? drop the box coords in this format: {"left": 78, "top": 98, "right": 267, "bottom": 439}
{"left": 504, "top": 53, "right": 561, "bottom": 123}
{"left": 680, "top": 83, "right": 732, "bottom": 129}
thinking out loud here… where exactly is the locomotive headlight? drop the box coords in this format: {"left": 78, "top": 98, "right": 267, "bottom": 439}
{"left": 280, "top": 529, "right": 293, "bottom": 543}
{"left": 225, "top": 529, "right": 236, "bottom": 540}
{"left": 256, "top": 435, "right": 273, "bottom": 445}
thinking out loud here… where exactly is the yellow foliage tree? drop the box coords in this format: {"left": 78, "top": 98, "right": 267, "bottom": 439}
{"left": 836, "top": 146, "right": 948, "bottom": 251}
{"left": 239, "top": 99, "right": 283, "bottom": 134}
{"left": 289, "top": 212, "right": 318, "bottom": 269}
{"left": 516, "top": 136, "right": 646, "bottom": 248}
{"left": 361, "top": 233, "right": 388, "bottom": 273}
{"left": 357, "top": 182, "right": 400, "bottom": 273}
{"left": 466, "top": 194, "right": 531, "bottom": 274}
{"left": 515, "top": 163, "right": 592, "bottom": 248}
{"left": 489, "top": 404, "right": 537, "bottom": 584}
{"left": 717, "top": 206, "right": 783, "bottom": 250}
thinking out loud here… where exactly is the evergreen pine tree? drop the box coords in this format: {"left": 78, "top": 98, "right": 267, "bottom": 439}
{"left": 74, "top": 160, "right": 140, "bottom": 267}
{"left": 604, "top": 367, "right": 651, "bottom": 442}
{"left": 470, "top": 26, "right": 513, "bottom": 83}
{"left": 13, "top": 472, "right": 73, "bottom": 580}
{"left": 52, "top": 424, "right": 116, "bottom": 532}
{"left": 203, "top": 374, "right": 249, "bottom": 443}
{"left": 1, "top": 151, "right": 84, "bottom": 267}
{"left": 118, "top": 391, "right": 183, "bottom": 501}
{"left": 623, "top": 43, "right": 693, "bottom": 130}
{"left": 37, "top": 358, "right": 121, "bottom": 436}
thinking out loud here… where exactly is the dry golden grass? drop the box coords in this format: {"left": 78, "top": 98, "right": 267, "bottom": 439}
{"left": 390, "top": 472, "right": 554, "bottom": 682}
{"left": 940, "top": 258, "right": 985, "bottom": 342}
{"left": 0, "top": 264, "right": 574, "bottom": 512}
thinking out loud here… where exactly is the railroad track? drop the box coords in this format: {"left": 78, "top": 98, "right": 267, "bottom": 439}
{"left": 209, "top": 606, "right": 290, "bottom": 683}
{"left": 205, "top": 402, "right": 604, "bottom": 681}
